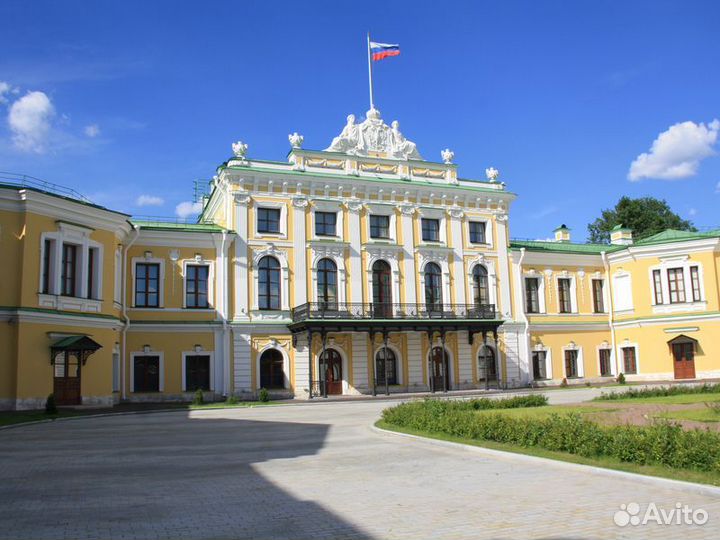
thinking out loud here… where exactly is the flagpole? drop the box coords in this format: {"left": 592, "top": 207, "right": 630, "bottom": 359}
{"left": 367, "top": 32, "right": 374, "bottom": 110}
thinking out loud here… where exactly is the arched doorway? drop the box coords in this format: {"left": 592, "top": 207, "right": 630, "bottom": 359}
{"left": 372, "top": 260, "right": 392, "bottom": 318}
{"left": 477, "top": 345, "right": 497, "bottom": 384}
{"left": 429, "top": 346, "right": 450, "bottom": 392}
{"left": 259, "top": 348, "right": 285, "bottom": 389}
{"left": 320, "top": 348, "right": 343, "bottom": 395}
{"left": 375, "top": 347, "right": 398, "bottom": 386}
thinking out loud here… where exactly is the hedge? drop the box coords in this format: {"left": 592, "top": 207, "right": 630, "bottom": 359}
{"left": 381, "top": 399, "right": 720, "bottom": 473}
{"left": 596, "top": 383, "right": 720, "bottom": 401}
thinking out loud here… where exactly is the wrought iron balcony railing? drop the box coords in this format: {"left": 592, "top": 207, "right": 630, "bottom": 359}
{"left": 291, "top": 302, "right": 497, "bottom": 322}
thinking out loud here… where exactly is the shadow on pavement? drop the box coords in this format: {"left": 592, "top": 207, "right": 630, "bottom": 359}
{"left": 0, "top": 412, "right": 374, "bottom": 540}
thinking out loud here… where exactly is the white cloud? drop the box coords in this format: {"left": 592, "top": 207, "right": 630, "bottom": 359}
{"left": 688, "top": 208, "right": 698, "bottom": 217}
{"left": 529, "top": 205, "right": 558, "bottom": 219}
{"left": 0, "top": 82, "right": 11, "bottom": 104}
{"left": 175, "top": 201, "right": 203, "bottom": 218}
{"left": 628, "top": 119, "right": 720, "bottom": 181}
{"left": 84, "top": 124, "right": 100, "bottom": 138}
{"left": 716, "top": 181, "right": 720, "bottom": 193}
{"left": 136, "top": 194, "right": 164, "bottom": 207}
{"left": 7, "top": 91, "right": 55, "bottom": 153}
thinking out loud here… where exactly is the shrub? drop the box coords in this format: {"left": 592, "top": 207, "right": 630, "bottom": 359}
{"left": 596, "top": 382, "right": 720, "bottom": 401}
{"left": 381, "top": 400, "right": 720, "bottom": 473}
{"left": 258, "top": 387, "right": 270, "bottom": 402}
{"left": 44, "top": 393, "right": 57, "bottom": 415}
{"left": 192, "top": 388, "right": 204, "bottom": 405}
{"left": 617, "top": 373, "right": 626, "bottom": 385}
{"left": 225, "top": 395, "right": 239, "bottom": 405}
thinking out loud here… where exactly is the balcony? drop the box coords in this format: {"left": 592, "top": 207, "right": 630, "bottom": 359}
{"left": 291, "top": 302, "right": 498, "bottom": 322}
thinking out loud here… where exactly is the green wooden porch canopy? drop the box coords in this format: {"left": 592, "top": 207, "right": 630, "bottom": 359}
{"left": 50, "top": 335, "right": 102, "bottom": 365}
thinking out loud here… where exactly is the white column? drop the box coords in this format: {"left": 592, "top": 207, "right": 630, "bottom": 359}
{"left": 294, "top": 335, "right": 310, "bottom": 399}
{"left": 232, "top": 330, "right": 251, "bottom": 394}
{"left": 406, "top": 331, "right": 424, "bottom": 388}
{"left": 449, "top": 209, "right": 465, "bottom": 305}
{"left": 456, "top": 330, "right": 473, "bottom": 389}
{"left": 232, "top": 193, "right": 250, "bottom": 321}
{"left": 347, "top": 200, "right": 363, "bottom": 303}
{"left": 398, "top": 205, "right": 417, "bottom": 304}
{"left": 351, "top": 332, "right": 369, "bottom": 392}
{"left": 495, "top": 214, "right": 513, "bottom": 319}
{"left": 213, "top": 329, "right": 225, "bottom": 395}
{"left": 292, "top": 196, "right": 309, "bottom": 307}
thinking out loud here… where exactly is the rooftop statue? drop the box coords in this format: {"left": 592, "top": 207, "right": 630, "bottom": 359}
{"left": 325, "top": 108, "right": 422, "bottom": 160}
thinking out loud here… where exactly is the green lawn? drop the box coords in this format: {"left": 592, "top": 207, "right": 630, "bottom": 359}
{"left": 605, "top": 393, "right": 720, "bottom": 405}
{"left": 376, "top": 419, "right": 720, "bottom": 486}
{"left": 473, "top": 404, "right": 617, "bottom": 419}
{"left": 659, "top": 406, "right": 720, "bottom": 423}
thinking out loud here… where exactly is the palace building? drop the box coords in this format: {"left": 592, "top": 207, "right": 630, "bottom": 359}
{"left": 2, "top": 107, "right": 719, "bottom": 410}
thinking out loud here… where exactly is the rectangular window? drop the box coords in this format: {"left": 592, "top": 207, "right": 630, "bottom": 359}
{"left": 257, "top": 208, "right": 281, "bottom": 234}
{"left": 525, "top": 278, "right": 540, "bottom": 313}
{"left": 421, "top": 218, "right": 440, "bottom": 242}
{"left": 532, "top": 351, "right": 547, "bottom": 380}
{"left": 667, "top": 268, "right": 686, "bottom": 303}
{"left": 185, "top": 265, "right": 209, "bottom": 308}
{"left": 599, "top": 349, "right": 612, "bottom": 377}
{"left": 652, "top": 269, "right": 663, "bottom": 305}
{"left": 42, "top": 238, "right": 52, "bottom": 294}
{"left": 622, "top": 347, "right": 637, "bottom": 374}
{"left": 61, "top": 243, "right": 77, "bottom": 296}
{"left": 185, "top": 355, "right": 210, "bottom": 391}
{"left": 564, "top": 349, "right": 579, "bottom": 378}
{"left": 468, "top": 221, "right": 486, "bottom": 244}
{"left": 592, "top": 279, "right": 605, "bottom": 313}
{"left": 315, "top": 211, "right": 337, "bottom": 236}
{"left": 133, "top": 355, "right": 160, "bottom": 392}
{"left": 369, "top": 215, "right": 390, "bottom": 239}
{"left": 690, "top": 266, "right": 701, "bottom": 302}
{"left": 87, "top": 248, "right": 95, "bottom": 299}
{"left": 558, "top": 278, "right": 572, "bottom": 313}
{"left": 135, "top": 263, "right": 160, "bottom": 307}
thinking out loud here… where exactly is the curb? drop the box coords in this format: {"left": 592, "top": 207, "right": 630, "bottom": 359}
{"left": 370, "top": 423, "right": 720, "bottom": 498}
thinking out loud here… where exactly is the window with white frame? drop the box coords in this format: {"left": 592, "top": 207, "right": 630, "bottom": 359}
{"left": 649, "top": 260, "right": 705, "bottom": 308}
{"left": 598, "top": 348, "right": 612, "bottom": 377}
{"left": 532, "top": 350, "right": 548, "bottom": 380}
{"left": 557, "top": 278, "right": 573, "bottom": 313}
{"left": 185, "top": 264, "right": 210, "bottom": 308}
{"left": 621, "top": 346, "right": 637, "bottom": 374}
{"left": 564, "top": 349, "right": 580, "bottom": 378}
{"left": 468, "top": 221, "right": 487, "bottom": 244}
{"left": 417, "top": 208, "right": 446, "bottom": 244}
{"left": 135, "top": 262, "right": 161, "bottom": 307}
{"left": 366, "top": 204, "right": 396, "bottom": 242}
{"left": 39, "top": 227, "right": 103, "bottom": 301}
{"left": 591, "top": 279, "right": 605, "bottom": 313}
{"left": 612, "top": 272, "right": 633, "bottom": 312}
{"left": 525, "top": 277, "right": 540, "bottom": 313}
{"left": 255, "top": 202, "right": 287, "bottom": 237}
{"left": 183, "top": 354, "right": 212, "bottom": 391}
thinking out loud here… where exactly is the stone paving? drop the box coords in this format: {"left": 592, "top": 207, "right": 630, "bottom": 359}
{"left": 1, "top": 388, "right": 719, "bottom": 539}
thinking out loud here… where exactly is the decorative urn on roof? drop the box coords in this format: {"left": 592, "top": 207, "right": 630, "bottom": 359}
{"left": 288, "top": 132, "right": 304, "bottom": 149}
{"left": 485, "top": 167, "right": 500, "bottom": 182}
{"left": 441, "top": 149, "right": 455, "bottom": 164}
{"left": 232, "top": 141, "right": 248, "bottom": 159}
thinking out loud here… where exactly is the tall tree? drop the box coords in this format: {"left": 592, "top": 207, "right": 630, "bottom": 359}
{"left": 587, "top": 196, "right": 696, "bottom": 243}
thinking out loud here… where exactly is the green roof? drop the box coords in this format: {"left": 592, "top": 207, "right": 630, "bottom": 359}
{"left": 0, "top": 182, "right": 131, "bottom": 217}
{"left": 633, "top": 229, "right": 720, "bottom": 246}
{"left": 509, "top": 240, "right": 623, "bottom": 254}
{"left": 130, "top": 220, "right": 227, "bottom": 233}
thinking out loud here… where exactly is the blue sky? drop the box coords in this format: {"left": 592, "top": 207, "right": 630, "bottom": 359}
{"left": 1, "top": 0, "right": 718, "bottom": 240}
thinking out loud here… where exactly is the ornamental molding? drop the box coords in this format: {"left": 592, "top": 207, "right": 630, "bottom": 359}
{"left": 233, "top": 192, "right": 251, "bottom": 205}
{"left": 310, "top": 244, "right": 346, "bottom": 261}
{"left": 416, "top": 248, "right": 451, "bottom": 267}
{"left": 345, "top": 199, "right": 364, "bottom": 213}
{"left": 396, "top": 203, "right": 417, "bottom": 216}
{"left": 251, "top": 243, "right": 288, "bottom": 267}
{"left": 291, "top": 195, "right": 309, "bottom": 208}
{"left": 447, "top": 206, "right": 464, "bottom": 219}
{"left": 325, "top": 108, "right": 422, "bottom": 160}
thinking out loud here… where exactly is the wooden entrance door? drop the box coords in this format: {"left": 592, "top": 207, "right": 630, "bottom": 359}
{"left": 323, "top": 349, "right": 343, "bottom": 395}
{"left": 53, "top": 351, "right": 81, "bottom": 405}
{"left": 430, "top": 347, "right": 449, "bottom": 391}
{"left": 672, "top": 343, "right": 696, "bottom": 379}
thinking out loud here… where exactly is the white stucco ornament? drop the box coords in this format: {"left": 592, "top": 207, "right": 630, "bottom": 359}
{"left": 325, "top": 108, "right": 422, "bottom": 160}
{"left": 441, "top": 148, "right": 455, "bottom": 164}
{"left": 232, "top": 141, "right": 248, "bottom": 158}
{"left": 485, "top": 167, "right": 500, "bottom": 182}
{"left": 288, "top": 132, "right": 304, "bottom": 149}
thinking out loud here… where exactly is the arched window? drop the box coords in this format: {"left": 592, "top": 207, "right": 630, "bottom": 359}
{"left": 478, "top": 345, "right": 497, "bottom": 382}
{"left": 424, "top": 263, "right": 443, "bottom": 309}
{"left": 372, "top": 260, "right": 392, "bottom": 317}
{"left": 472, "top": 265, "right": 490, "bottom": 306}
{"left": 375, "top": 348, "right": 398, "bottom": 386}
{"left": 258, "top": 256, "right": 280, "bottom": 310}
{"left": 317, "top": 258, "right": 338, "bottom": 309}
{"left": 259, "top": 348, "right": 284, "bottom": 389}
{"left": 320, "top": 348, "right": 343, "bottom": 395}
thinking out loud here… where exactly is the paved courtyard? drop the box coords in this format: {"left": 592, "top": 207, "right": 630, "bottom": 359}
{"left": 1, "top": 389, "right": 719, "bottom": 539}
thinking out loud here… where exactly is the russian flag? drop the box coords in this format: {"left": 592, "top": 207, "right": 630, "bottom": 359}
{"left": 370, "top": 41, "right": 400, "bottom": 61}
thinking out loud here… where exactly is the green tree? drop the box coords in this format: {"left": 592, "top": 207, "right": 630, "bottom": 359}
{"left": 587, "top": 196, "right": 695, "bottom": 243}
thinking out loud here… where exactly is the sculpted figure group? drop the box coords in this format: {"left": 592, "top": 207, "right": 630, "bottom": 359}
{"left": 326, "top": 108, "right": 422, "bottom": 160}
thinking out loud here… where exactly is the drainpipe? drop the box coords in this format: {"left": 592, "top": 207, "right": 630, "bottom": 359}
{"left": 601, "top": 251, "right": 617, "bottom": 376}
{"left": 517, "top": 248, "right": 530, "bottom": 384}
{"left": 220, "top": 231, "right": 230, "bottom": 396}
{"left": 121, "top": 226, "right": 140, "bottom": 400}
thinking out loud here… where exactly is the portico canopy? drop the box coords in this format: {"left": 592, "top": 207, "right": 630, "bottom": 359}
{"left": 50, "top": 335, "right": 102, "bottom": 365}
{"left": 666, "top": 334, "right": 699, "bottom": 352}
